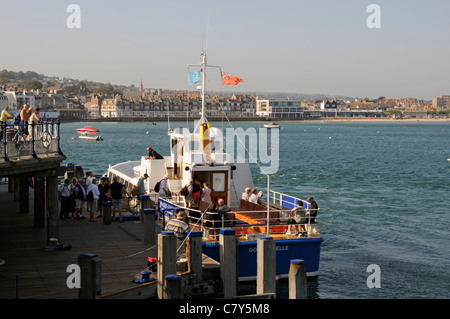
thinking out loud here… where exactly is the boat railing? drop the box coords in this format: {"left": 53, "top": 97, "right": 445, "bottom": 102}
{"left": 1, "top": 119, "right": 63, "bottom": 162}
{"left": 157, "top": 196, "right": 319, "bottom": 240}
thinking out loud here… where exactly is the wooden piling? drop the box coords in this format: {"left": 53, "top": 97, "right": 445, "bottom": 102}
{"left": 157, "top": 231, "right": 177, "bottom": 299}
{"left": 19, "top": 176, "right": 29, "bottom": 214}
{"left": 219, "top": 228, "right": 238, "bottom": 299}
{"left": 139, "top": 195, "right": 152, "bottom": 223}
{"left": 164, "top": 274, "right": 182, "bottom": 299}
{"left": 33, "top": 176, "right": 45, "bottom": 228}
{"left": 288, "top": 259, "right": 307, "bottom": 299}
{"left": 187, "top": 231, "right": 203, "bottom": 283}
{"left": 45, "top": 174, "right": 59, "bottom": 242}
{"left": 143, "top": 208, "right": 156, "bottom": 244}
{"left": 102, "top": 201, "right": 112, "bottom": 225}
{"left": 78, "top": 253, "right": 102, "bottom": 299}
{"left": 257, "top": 236, "right": 276, "bottom": 295}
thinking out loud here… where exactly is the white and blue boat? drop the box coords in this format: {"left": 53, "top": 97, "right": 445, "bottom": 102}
{"left": 107, "top": 50, "right": 323, "bottom": 281}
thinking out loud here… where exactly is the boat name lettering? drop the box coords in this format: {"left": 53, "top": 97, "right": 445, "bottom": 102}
{"left": 248, "top": 245, "right": 288, "bottom": 253}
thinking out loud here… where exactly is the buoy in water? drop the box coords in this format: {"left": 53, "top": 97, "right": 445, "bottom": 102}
{"left": 72, "top": 137, "right": 75, "bottom": 140}
{"left": 146, "top": 131, "right": 149, "bottom": 134}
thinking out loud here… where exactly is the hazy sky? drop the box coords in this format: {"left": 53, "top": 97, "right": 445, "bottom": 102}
{"left": 1, "top": 0, "right": 449, "bottom": 100}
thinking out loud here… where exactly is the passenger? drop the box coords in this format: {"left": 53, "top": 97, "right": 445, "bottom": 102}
{"left": 145, "top": 145, "right": 164, "bottom": 160}
{"left": 177, "top": 179, "right": 193, "bottom": 206}
{"left": 256, "top": 191, "right": 264, "bottom": 205}
{"left": 137, "top": 173, "right": 148, "bottom": 195}
{"left": 165, "top": 210, "right": 191, "bottom": 249}
{"left": 307, "top": 197, "right": 318, "bottom": 223}
{"left": 217, "top": 198, "right": 231, "bottom": 215}
{"left": 84, "top": 171, "right": 93, "bottom": 213}
{"left": 249, "top": 188, "right": 258, "bottom": 203}
{"left": 287, "top": 200, "right": 307, "bottom": 235}
{"left": 86, "top": 178, "right": 99, "bottom": 222}
{"left": 58, "top": 179, "right": 72, "bottom": 219}
{"left": 201, "top": 182, "right": 212, "bottom": 204}
{"left": 159, "top": 174, "right": 171, "bottom": 198}
{"left": 110, "top": 176, "right": 126, "bottom": 222}
{"left": 241, "top": 187, "right": 250, "bottom": 200}
{"left": 97, "top": 177, "right": 110, "bottom": 218}
{"left": 69, "top": 178, "right": 78, "bottom": 218}
{"left": 192, "top": 175, "right": 202, "bottom": 203}
{"left": 74, "top": 178, "right": 87, "bottom": 220}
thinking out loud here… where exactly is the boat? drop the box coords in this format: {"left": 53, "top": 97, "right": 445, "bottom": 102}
{"left": 76, "top": 127, "right": 103, "bottom": 141}
{"left": 107, "top": 51, "right": 323, "bottom": 281}
{"left": 76, "top": 126, "right": 100, "bottom": 134}
{"left": 78, "top": 133, "right": 103, "bottom": 141}
{"left": 264, "top": 122, "right": 280, "bottom": 129}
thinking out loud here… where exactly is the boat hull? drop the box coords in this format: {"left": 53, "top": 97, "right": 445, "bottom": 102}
{"left": 202, "top": 237, "right": 324, "bottom": 281}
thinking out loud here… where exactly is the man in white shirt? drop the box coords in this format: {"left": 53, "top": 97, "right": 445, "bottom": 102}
{"left": 86, "top": 178, "right": 99, "bottom": 222}
{"left": 241, "top": 187, "right": 250, "bottom": 200}
{"left": 58, "top": 179, "right": 72, "bottom": 219}
{"left": 159, "top": 174, "right": 171, "bottom": 198}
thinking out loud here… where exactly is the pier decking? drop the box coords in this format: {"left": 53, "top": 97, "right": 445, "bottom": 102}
{"left": 0, "top": 182, "right": 163, "bottom": 299}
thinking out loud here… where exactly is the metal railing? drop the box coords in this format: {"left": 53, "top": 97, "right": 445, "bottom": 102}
{"left": 1, "top": 119, "right": 63, "bottom": 162}
{"left": 157, "top": 195, "right": 320, "bottom": 240}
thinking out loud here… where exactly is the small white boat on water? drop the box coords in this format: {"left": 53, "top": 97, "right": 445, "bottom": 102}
{"left": 76, "top": 127, "right": 103, "bottom": 141}
{"left": 263, "top": 122, "right": 280, "bottom": 129}
{"left": 107, "top": 50, "right": 323, "bottom": 281}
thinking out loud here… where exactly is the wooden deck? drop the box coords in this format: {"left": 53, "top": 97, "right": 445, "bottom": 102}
{"left": 0, "top": 183, "right": 219, "bottom": 299}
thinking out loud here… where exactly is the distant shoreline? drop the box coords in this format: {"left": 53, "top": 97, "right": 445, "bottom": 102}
{"left": 61, "top": 117, "right": 450, "bottom": 124}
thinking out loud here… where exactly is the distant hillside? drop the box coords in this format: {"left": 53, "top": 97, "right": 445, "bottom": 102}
{"left": 1, "top": 69, "right": 360, "bottom": 101}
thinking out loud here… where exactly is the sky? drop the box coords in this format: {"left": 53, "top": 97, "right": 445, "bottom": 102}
{"left": 0, "top": 0, "right": 449, "bottom": 100}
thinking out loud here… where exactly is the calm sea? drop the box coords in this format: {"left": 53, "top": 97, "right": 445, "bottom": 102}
{"left": 60, "top": 120, "right": 450, "bottom": 299}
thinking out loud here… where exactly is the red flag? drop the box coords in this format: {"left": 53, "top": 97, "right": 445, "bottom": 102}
{"left": 221, "top": 72, "right": 244, "bottom": 86}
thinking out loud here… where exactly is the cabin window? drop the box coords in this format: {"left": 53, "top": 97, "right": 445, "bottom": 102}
{"left": 212, "top": 173, "right": 225, "bottom": 192}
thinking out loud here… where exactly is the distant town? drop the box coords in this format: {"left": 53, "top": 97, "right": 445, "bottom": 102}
{"left": 1, "top": 69, "right": 449, "bottom": 122}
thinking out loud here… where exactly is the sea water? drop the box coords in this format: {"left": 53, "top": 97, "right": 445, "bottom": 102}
{"left": 60, "top": 120, "right": 450, "bottom": 299}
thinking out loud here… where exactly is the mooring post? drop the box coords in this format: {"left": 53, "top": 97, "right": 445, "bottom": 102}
{"left": 288, "top": 259, "right": 307, "bottom": 299}
{"left": 143, "top": 208, "right": 156, "bottom": 244}
{"left": 78, "top": 253, "right": 102, "bottom": 299}
{"left": 219, "top": 228, "right": 238, "bottom": 298}
{"left": 139, "top": 194, "right": 151, "bottom": 223}
{"left": 102, "top": 201, "right": 112, "bottom": 225}
{"left": 157, "top": 231, "right": 177, "bottom": 299}
{"left": 164, "top": 274, "right": 182, "bottom": 299}
{"left": 187, "top": 231, "right": 203, "bottom": 283}
{"left": 257, "top": 236, "right": 276, "bottom": 295}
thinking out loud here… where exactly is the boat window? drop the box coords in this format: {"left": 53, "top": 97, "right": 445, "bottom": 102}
{"left": 212, "top": 173, "right": 225, "bottom": 192}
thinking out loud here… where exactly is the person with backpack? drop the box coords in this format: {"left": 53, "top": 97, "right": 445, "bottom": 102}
{"left": 158, "top": 174, "right": 171, "bottom": 198}
{"left": 177, "top": 179, "right": 193, "bottom": 206}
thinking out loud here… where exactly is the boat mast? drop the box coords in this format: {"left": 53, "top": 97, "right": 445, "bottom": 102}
{"left": 200, "top": 52, "right": 207, "bottom": 124}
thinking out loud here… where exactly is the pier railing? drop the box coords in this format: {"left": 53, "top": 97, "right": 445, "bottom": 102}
{"left": 0, "top": 120, "right": 63, "bottom": 162}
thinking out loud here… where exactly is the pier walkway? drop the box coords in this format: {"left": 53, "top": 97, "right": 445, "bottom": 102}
{"left": 0, "top": 182, "right": 160, "bottom": 299}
